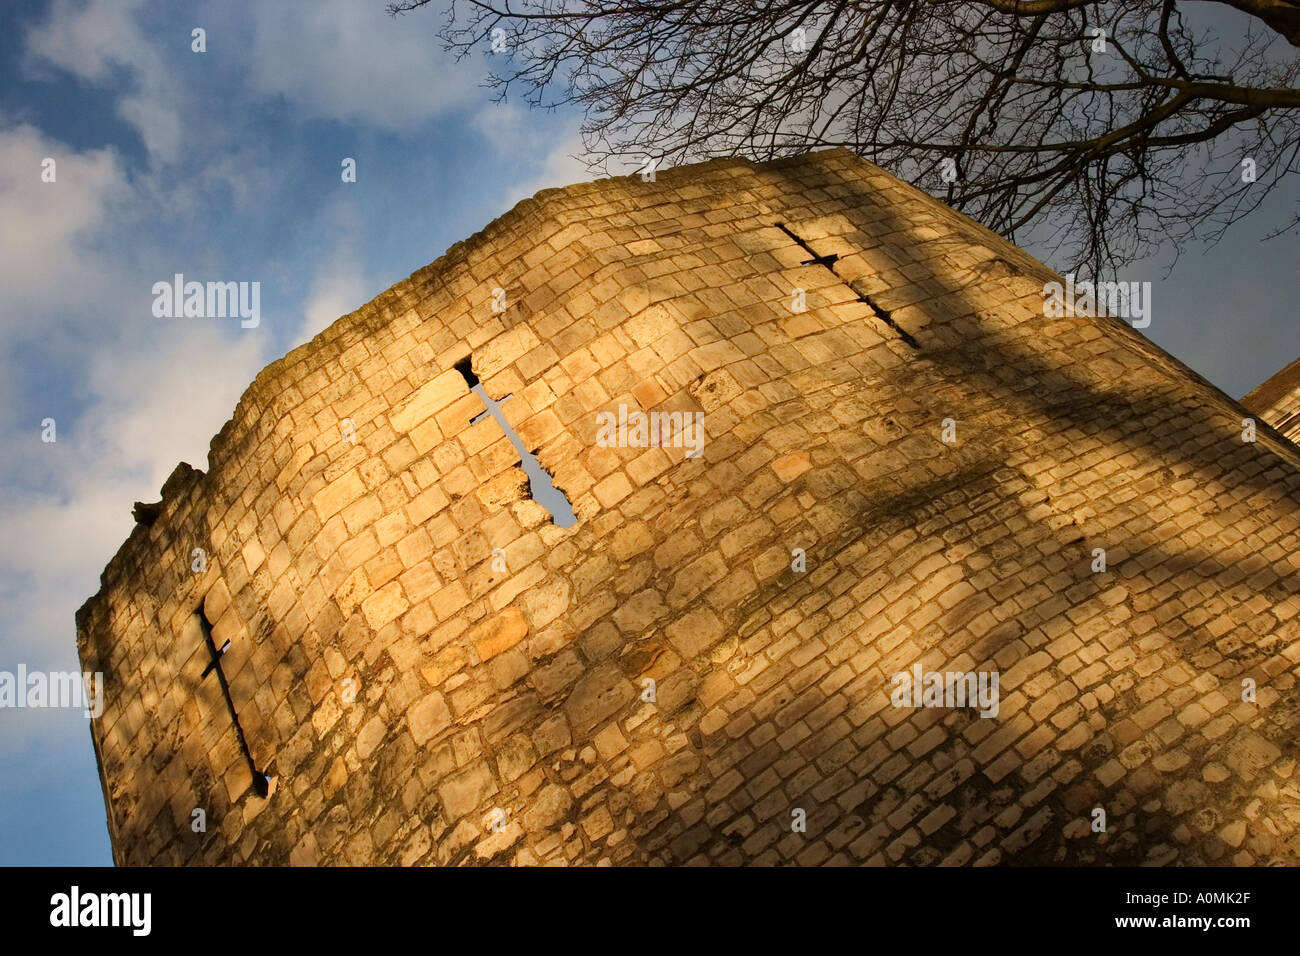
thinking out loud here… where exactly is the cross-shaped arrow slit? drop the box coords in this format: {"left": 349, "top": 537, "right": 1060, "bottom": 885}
{"left": 454, "top": 357, "right": 577, "bottom": 527}
{"left": 198, "top": 606, "right": 271, "bottom": 799}
{"left": 775, "top": 222, "right": 918, "bottom": 349}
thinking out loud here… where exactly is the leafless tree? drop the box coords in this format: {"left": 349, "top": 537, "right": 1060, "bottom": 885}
{"left": 389, "top": 0, "right": 1300, "bottom": 276}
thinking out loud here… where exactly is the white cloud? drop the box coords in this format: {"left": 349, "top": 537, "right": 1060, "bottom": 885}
{"left": 246, "top": 0, "right": 481, "bottom": 130}
{"left": 521, "top": 129, "right": 599, "bottom": 196}
{"left": 0, "top": 124, "right": 125, "bottom": 316}
{"left": 115, "top": 90, "right": 182, "bottom": 166}
{"left": 22, "top": 0, "right": 147, "bottom": 84}
{"left": 295, "top": 254, "right": 371, "bottom": 347}
{"left": 84, "top": 325, "right": 265, "bottom": 487}
{"left": 470, "top": 100, "right": 528, "bottom": 145}
{"left": 24, "top": 0, "right": 183, "bottom": 164}
{"left": 471, "top": 106, "right": 597, "bottom": 208}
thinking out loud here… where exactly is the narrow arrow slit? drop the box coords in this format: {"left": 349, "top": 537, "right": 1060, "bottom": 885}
{"left": 454, "top": 356, "right": 577, "bottom": 527}
{"left": 197, "top": 605, "right": 270, "bottom": 799}
{"left": 775, "top": 222, "right": 919, "bottom": 349}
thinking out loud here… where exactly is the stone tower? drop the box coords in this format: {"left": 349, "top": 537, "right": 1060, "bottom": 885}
{"left": 78, "top": 149, "right": 1300, "bottom": 866}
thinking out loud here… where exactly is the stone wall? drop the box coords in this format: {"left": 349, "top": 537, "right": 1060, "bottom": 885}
{"left": 1243, "top": 356, "right": 1300, "bottom": 445}
{"left": 78, "top": 148, "right": 1300, "bottom": 866}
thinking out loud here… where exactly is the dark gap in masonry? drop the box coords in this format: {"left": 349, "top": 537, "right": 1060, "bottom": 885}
{"left": 774, "top": 222, "right": 919, "bottom": 349}
{"left": 197, "top": 604, "right": 271, "bottom": 799}
{"left": 456, "top": 355, "right": 578, "bottom": 527}
{"left": 453, "top": 355, "right": 479, "bottom": 387}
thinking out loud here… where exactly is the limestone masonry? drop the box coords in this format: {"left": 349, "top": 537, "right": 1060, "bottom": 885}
{"left": 1244, "top": 357, "right": 1300, "bottom": 446}
{"left": 78, "top": 149, "right": 1300, "bottom": 866}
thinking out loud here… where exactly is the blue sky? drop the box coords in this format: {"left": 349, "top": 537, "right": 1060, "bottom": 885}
{"left": 0, "top": 0, "right": 1295, "bottom": 866}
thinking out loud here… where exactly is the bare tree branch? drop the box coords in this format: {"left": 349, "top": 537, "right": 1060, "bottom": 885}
{"left": 388, "top": 0, "right": 1300, "bottom": 276}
